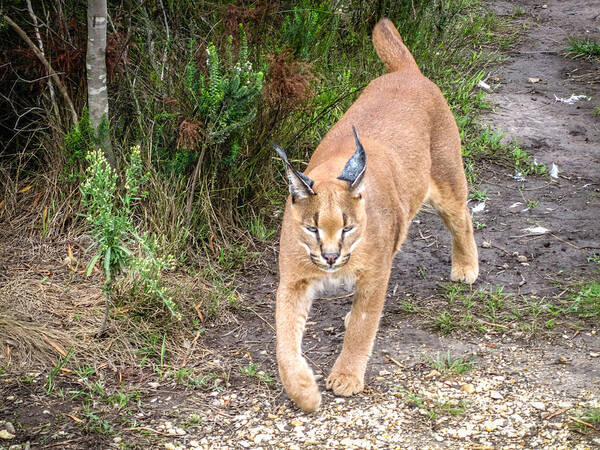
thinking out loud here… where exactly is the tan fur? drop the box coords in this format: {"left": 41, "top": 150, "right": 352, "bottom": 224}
{"left": 275, "top": 18, "right": 479, "bottom": 412}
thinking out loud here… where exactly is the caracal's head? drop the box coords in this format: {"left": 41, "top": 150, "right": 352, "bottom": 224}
{"left": 275, "top": 127, "right": 367, "bottom": 273}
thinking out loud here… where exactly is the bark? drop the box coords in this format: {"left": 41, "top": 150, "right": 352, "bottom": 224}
{"left": 86, "top": 0, "right": 116, "bottom": 168}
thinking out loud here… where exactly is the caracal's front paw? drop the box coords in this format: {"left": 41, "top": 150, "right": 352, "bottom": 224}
{"left": 451, "top": 262, "right": 479, "bottom": 285}
{"left": 282, "top": 365, "right": 321, "bottom": 413}
{"left": 326, "top": 370, "right": 364, "bottom": 396}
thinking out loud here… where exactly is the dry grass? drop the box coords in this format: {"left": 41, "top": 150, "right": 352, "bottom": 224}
{"left": 0, "top": 230, "right": 237, "bottom": 373}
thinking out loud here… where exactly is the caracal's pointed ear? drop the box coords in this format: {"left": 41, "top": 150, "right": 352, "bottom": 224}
{"left": 273, "top": 143, "right": 316, "bottom": 201}
{"left": 337, "top": 126, "right": 366, "bottom": 194}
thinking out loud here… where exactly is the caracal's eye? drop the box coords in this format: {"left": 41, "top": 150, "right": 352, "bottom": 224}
{"left": 305, "top": 226, "right": 318, "bottom": 233}
{"left": 342, "top": 225, "right": 355, "bottom": 233}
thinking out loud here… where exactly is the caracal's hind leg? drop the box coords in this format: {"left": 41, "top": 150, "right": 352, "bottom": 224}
{"left": 428, "top": 106, "right": 479, "bottom": 284}
{"left": 428, "top": 184, "right": 479, "bottom": 284}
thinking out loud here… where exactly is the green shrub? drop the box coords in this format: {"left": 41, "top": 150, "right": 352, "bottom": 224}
{"left": 185, "top": 27, "right": 264, "bottom": 145}
{"left": 81, "top": 146, "right": 177, "bottom": 326}
{"left": 62, "top": 108, "right": 95, "bottom": 182}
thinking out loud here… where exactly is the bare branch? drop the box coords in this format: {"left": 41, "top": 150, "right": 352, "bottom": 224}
{"left": 26, "top": 0, "right": 59, "bottom": 118}
{"left": 3, "top": 14, "right": 78, "bottom": 123}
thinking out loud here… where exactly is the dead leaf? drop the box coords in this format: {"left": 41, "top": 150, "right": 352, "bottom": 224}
{"left": 18, "top": 185, "right": 32, "bottom": 193}
{"left": 65, "top": 414, "right": 83, "bottom": 423}
{"left": 32, "top": 192, "right": 42, "bottom": 207}
{"left": 41, "top": 332, "right": 67, "bottom": 357}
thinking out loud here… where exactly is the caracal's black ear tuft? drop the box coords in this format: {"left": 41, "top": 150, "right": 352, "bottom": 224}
{"left": 273, "top": 143, "right": 316, "bottom": 201}
{"left": 337, "top": 126, "right": 366, "bottom": 191}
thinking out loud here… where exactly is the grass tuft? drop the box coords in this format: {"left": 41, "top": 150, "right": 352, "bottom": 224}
{"left": 565, "top": 37, "right": 600, "bottom": 59}
{"left": 423, "top": 350, "right": 474, "bottom": 375}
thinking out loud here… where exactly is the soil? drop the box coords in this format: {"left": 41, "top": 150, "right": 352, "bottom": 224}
{"left": 1, "top": 1, "right": 599, "bottom": 448}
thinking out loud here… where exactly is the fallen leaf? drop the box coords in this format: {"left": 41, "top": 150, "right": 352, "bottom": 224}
{"left": 18, "top": 185, "right": 32, "bottom": 194}
{"left": 425, "top": 369, "right": 442, "bottom": 379}
{"left": 65, "top": 413, "right": 83, "bottom": 423}
{"left": 41, "top": 332, "right": 67, "bottom": 357}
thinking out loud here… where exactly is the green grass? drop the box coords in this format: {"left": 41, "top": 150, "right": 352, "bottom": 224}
{"left": 45, "top": 349, "right": 73, "bottom": 395}
{"left": 565, "top": 37, "right": 600, "bottom": 59}
{"left": 240, "top": 363, "right": 274, "bottom": 383}
{"left": 469, "top": 189, "right": 489, "bottom": 201}
{"left": 570, "top": 407, "right": 600, "bottom": 433}
{"left": 581, "top": 408, "right": 600, "bottom": 426}
{"left": 423, "top": 350, "right": 474, "bottom": 375}
{"left": 426, "top": 279, "right": 600, "bottom": 336}
{"left": 400, "top": 388, "right": 467, "bottom": 421}
{"left": 512, "top": 6, "right": 526, "bottom": 16}
{"left": 566, "top": 281, "right": 600, "bottom": 318}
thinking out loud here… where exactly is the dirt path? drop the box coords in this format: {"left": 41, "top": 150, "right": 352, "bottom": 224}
{"left": 1, "top": 1, "right": 599, "bottom": 448}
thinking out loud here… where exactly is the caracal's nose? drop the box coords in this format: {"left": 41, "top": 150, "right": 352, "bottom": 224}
{"left": 322, "top": 252, "right": 339, "bottom": 266}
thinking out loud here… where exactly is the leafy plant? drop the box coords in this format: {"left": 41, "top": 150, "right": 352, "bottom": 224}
{"left": 185, "top": 27, "right": 264, "bottom": 145}
{"left": 62, "top": 108, "right": 96, "bottom": 182}
{"left": 567, "top": 281, "right": 600, "bottom": 318}
{"left": 240, "top": 362, "right": 274, "bottom": 383}
{"left": 282, "top": 5, "right": 326, "bottom": 59}
{"left": 81, "top": 146, "right": 177, "bottom": 334}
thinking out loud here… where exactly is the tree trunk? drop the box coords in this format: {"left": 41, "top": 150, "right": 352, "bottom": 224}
{"left": 87, "top": 0, "right": 116, "bottom": 168}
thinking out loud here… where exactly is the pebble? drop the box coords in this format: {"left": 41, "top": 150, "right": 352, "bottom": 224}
{"left": 460, "top": 384, "right": 475, "bottom": 394}
{"left": 481, "top": 241, "right": 491, "bottom": 248}
{"left": 490, "top": 391, "right": 503, "bottom": 400}
{"left": 0, "top": 429, "right": 15, "bottom": 440}
{"left": 531, "top": 401, "right": 546, "bottom": 411}
{"left": 4, "top": 423, "right": 14, "bottom": 434}
{"left": 517, "top": 255, "right": 528, "bottom": 262}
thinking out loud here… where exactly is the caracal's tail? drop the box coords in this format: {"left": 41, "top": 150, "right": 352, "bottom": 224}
{"left": 372, "top": 18, "right": 421, "bottom": 73}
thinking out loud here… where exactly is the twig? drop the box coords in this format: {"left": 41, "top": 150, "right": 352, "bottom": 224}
{"left": 158, "top": 0, "right": 169, "bottom": 81}
{"left": 544, "top": 406, "right": 571, "bottom": 420}
{"left": 549, "top": 233, "right": 583, "bottom": 250}
{"left": 478, "top": 319, "right": 509, "bottom": 330}
{"left": 568, "top": 416, "right": 599, "bottom": 430}
{"left": 3, "top": 14, "right": 78, "bottom": 123}
{"left": 491, "top": 243, "right": 511, "bottom": 256}
{"left": 320, "top": 292, "right": 354, "bottom": 301}
{"left": 386, "top": 355, "right": 406, "bottom": 369}
{"left": 125, "top": 426, "right": 173, "bottom": 436}
{"left": 41, "top": 332, "right": 67, "bottom": 357}
{"left": 179, "top": 330, "right": 201, "bottom": 368}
